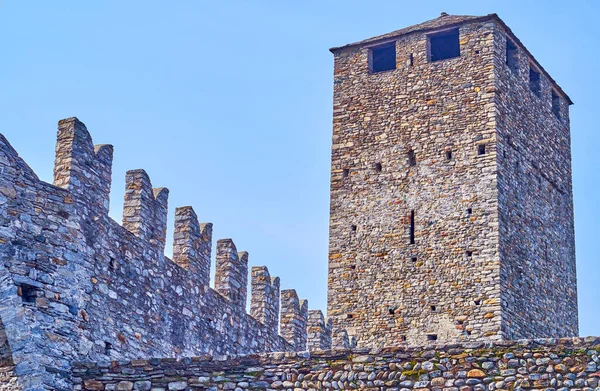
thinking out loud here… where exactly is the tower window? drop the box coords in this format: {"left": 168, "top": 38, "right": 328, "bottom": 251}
{"left": 408, "top": 53, "right": 414, "bottom": 67}
{"left": 343, "top": 168, "right": 349, "bottom": 178}
{"left": 429, "top": 29, "right": 460, "bottom": 62}
{"left": 347, "top": 314, "right": 354, "bottom": 319}
{"left": 409, "top": 210, "right": 415, "bottom": 245}
{"left": 370, "top": 43, "right": 396, "bottom": 73}
{"left": 552, "top": 90, "right": 561, "bottom": 119}
{"left": 351, "top": 224, "right": 357, "bottom": 232}
{"left": 467, "top": 208, "right": 472, "bottom": 215}
{"left": 374, "top": 162, "right": 382, "bottom": 173}
{"left": 430, "top": 305, "right": 437, "bottom": 312}
{"left": 466, "top": 251, "right": 473, "bottom": 258}
{"left": 529, "top": 66, "right": 541, "bottom": 96}
{"left": 506, "top": 38, "right": 518, "bottom": 72}
{"left": 411, "top": 257, "right": 417, "bottom": 262}
{"left": 445, "top": 150, "right": 452, "bottom": 160}
{"left": 19, "top": 284, "right": 41, "bottom": 304}
{"left": 477, "top": 144, "right": 486, "bottom": 156}
{"left": 388, "top": 307, "right": 396, "bottom": 315}
{"left": 427, "top": 334, "right": 438, "bottom": 341}
{"left": 104, "top": 341, "right": 112, "bottom": 355}
{"left": 408, "top": 150, "right": 416, "bottom": 166}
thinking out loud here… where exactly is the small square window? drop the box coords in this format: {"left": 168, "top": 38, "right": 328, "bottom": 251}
{"left": 429, "top": 29, "right": 460, "bottom": 62}
{"left": 529, "top": 66, "right": 541, "bottom": 96}
{"left": 374, "top": 162, "right": 382, "bottom": 173}
{"left": 445, "top": 150, "right": 452, "bottom": 160}
{"left": 342, "top": 168, "right": 349, "bottom": 178}
{"left": 427, "top": 334, "right": 438, "bottom": 341}
{"left": 370, "top": 44, "right": 396, "bottom": 73}
{"left": 478, "top": 144, "right": 486, "bottom": 155}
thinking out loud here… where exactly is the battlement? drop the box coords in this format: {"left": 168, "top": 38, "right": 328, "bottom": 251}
{"left": 0, "top": 118, "right": 332, "bottom": 390}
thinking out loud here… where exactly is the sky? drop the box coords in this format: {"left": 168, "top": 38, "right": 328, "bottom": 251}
{"left": 0, "top": 0, "right": 598, "bottom": 337}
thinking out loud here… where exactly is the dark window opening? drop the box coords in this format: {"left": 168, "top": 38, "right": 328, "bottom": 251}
{"left": 370, "top": 44, "right": 396, "bottom": 73}
{"left": 343, "top": 168, "right": 349, "bottom": 178}
{"left": 506, "top": 38, "right": 518, "bottom": 72}
{"left": 19, "top": 284, "right": 41, "bottom": 304}
{"left": 351, "top": 224, "right": 357, "bottom": 232}
{"left": 529, "top": 66, "right": 541, "bottom": 96}
{"left": 408, "top": 150, "right": 416, "bottom": 166}
{"left": 467, "top": 208, "right": 472, "bottom": 215}
{"left": 401, "top": 335, "right": 407, "bottom": 341}
{"left": 466, "top": 330, "right": 472, "bottom": 335}
{"left": 110, "top": 257, "right": 118, "bottom": 270}
{"left": 347, "top": 314, "right": 354, "bottom": 319}
{"left": 427, "top": 334, "right": 438, "bottom": 341}
{"left": 552, "top": 90, "right": 561, "bottom": 119}
{"left": 474, "top": 299, "right": 481, "bottom": 305}
{"left": 429, "top": 29, "right": 460, "bottom": 62}
{"left": 388, "top": 307, "right": 395, "bottom": 315}
{"left": 408, "top": 53, "right": 414, "bottom": 66}
{"left": 430, "top": 305, "right": 436, "bottom": 312}
{"left": 409, "top": 210, "right": 415, "bottom": 245}
{"left": 411, "top": 257, "right": 417, "bottom": 263}
{"left": 445, "top": 150, "right": 452, "bottom": 160}
{"left": 478, "top": 144, "right": 486, "bottom": 156}
{"left": 350, "top": 265, "right": 356, "bottom": 270}
{"left": 466, "top": 251, "right": 473, "bottom": 258}
{"left": 104, "top": 342, "right": 112, "bottom": 355}
{"left": 374, "top": 162, "right": 382, "bottom": 173}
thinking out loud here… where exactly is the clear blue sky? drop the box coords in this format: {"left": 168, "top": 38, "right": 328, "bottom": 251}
{"left": 1, "top": 1, "right": 598, "bottom": 337}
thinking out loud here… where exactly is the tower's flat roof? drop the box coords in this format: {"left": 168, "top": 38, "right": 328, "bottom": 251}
{"left": 330, "top": 13, "right": 572, "bottom": 104}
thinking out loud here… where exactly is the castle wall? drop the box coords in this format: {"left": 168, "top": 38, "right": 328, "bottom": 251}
{"left": 0, "top": 118, "right": 322, "bottom": 390}
{"left": 328, "top": 20, "right": 502, "bottom": 347}
{"left": 492, "top": 26, "right": 578, "bottom": 338}
{"left": 74, "top": 337, "right": 600, "bottom": 391}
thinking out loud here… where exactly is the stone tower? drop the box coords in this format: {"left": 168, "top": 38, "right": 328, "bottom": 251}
{"left": 327, "top": 13, "right": 577, "bottom": 348}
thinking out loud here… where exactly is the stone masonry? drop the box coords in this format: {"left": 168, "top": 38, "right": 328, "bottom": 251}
{"left": 0, "top": 118, "right": 331, "bottom": 390}
{"left": 327, "top": 13, "right": 577, "bottom": 348}
{"left": 0, "top": 11, "right": 584, "bottom": 391}
{"left": 74, "top": 337, "right": 600, "bottom": 391}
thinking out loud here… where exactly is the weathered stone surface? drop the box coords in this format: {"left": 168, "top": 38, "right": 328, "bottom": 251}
{"left": 327, "top": 12, "right": 576, "bottom": 348}
{"left": 74, "top": 338, "right": 600, "bottom": 391}
{"left": 0, "top": 117, "right": 321, "bottom": 390}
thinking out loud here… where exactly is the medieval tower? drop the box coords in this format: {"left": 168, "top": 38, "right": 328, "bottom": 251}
{"left": 327, "top": 13, "right": 578, "bottom": 347}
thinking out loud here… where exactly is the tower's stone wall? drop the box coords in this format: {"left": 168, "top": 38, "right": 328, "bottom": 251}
{"left": 327, "top": 14, "right": 577, "bottom": 348}
{"left": 328, "top": 19, "right": 501, "bottom": 347}
{"left": 492, "top": 26, "right": 578, "bottom": 338}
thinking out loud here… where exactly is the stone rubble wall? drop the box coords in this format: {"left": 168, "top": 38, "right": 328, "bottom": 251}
{"left": 0, "top": 118, "right": 330, "bottom": 390}
{"left": 328, "top": 18, "right": 502, "bottom": 348}
{"left": 491, "top": 24, "right": 578, "bottom": 339}
{"left": 74, "top": 337, "right": 600, "bottom": 391}
{"left": 307, "top": 310, "right": 333, "bottom": 351}
{"left": 327, "top": 15, "right": 577, "bottom": 348}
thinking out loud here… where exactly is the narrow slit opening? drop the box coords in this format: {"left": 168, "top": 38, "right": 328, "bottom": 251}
{"left": 409, "top": 210, "right": 415, "bottom": 245}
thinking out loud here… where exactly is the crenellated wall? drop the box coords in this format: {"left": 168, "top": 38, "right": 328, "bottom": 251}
{"left": 0, "top": 118, "right": 330, "bottom": 391}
